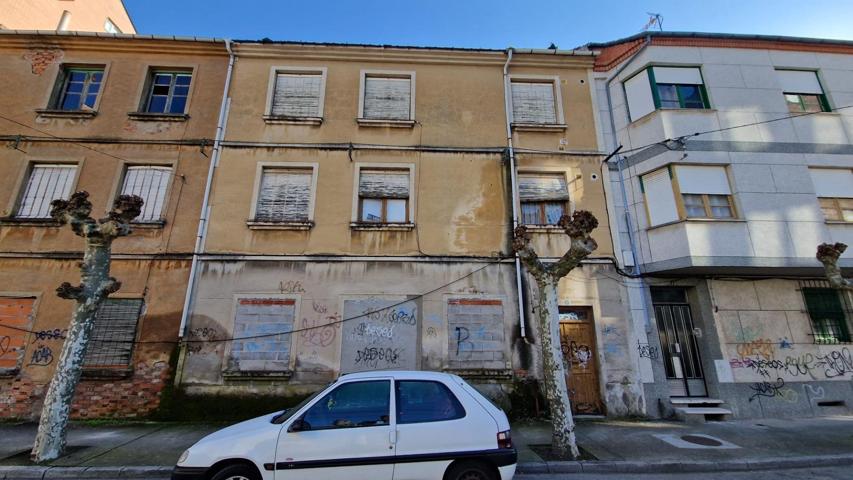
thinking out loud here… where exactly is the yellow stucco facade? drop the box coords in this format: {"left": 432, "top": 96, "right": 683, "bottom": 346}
{"left": 0, "top": 0, "right": 135, "bottom": 33}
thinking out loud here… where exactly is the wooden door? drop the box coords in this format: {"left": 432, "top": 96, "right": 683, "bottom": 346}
{"left": 558, "top": 306, "right": 603, "bottom": 415}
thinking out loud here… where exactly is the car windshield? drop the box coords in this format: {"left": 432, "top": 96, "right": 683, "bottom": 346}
{"left": 271, "top": 383, "right": 330, "bottom": 424}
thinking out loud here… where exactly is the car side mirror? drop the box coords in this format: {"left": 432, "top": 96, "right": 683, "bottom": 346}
{"left": 288, "top": 418, "right": 310, "bottom": 432}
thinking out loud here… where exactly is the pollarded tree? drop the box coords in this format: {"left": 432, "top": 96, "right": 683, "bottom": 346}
{"left": 512, "top": 210, "right": 599, "bottom": 459}
{"left": 816, "top": 242, "right": 851, "bottom": 291}
{"left": 31, "top": 191, "right": 143, "bottom": 463}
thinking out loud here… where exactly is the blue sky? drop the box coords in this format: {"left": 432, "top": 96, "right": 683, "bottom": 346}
{"left": 125, "top": 0, "right": 853, "bottom": 49}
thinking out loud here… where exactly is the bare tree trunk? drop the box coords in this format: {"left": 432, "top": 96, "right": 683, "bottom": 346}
{"left": 31, "top": 192, "right": 142, "bottom": 463}
{"left": 513, "top": 211, "right": 598, "bottom": 459}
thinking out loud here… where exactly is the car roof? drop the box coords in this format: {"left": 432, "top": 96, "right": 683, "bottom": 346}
{"left": 338, "top": 370, "right": 459, "bottom": 382}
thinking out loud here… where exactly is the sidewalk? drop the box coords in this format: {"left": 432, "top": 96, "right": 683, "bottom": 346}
{"left": 1, "top": 416, "right": 852, "bottom": 477}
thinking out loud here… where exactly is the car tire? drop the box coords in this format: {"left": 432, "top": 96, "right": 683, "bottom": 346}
{"left": 210, "top": 463, "right": 260, "bottom": 480}
{"left": 444, "top": 460, "right": 496, "bottom": 480}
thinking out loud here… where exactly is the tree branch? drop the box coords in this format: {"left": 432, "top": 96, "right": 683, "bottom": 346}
{"left": 817, "top": 242, "right": 852, "bottom": 291}
{"left": 98, "top": 195, "right": 143, "bottom": 237}
{"left": 549, "top": 211, "right": 599, "bottom": 279}
{"left": 50, "top": 191, "right": 97, "bottom": 237}
{"left": 55, "top": 282, "right": 84, "bottom": 301}
{"left": 513, "top": 225, "right": 546, "bottom": 277}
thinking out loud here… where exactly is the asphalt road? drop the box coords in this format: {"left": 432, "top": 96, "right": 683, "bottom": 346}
{"left": 515, "top": 465, "right": 853, "bottom": 479}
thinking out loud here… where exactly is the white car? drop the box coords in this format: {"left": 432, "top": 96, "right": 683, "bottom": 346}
{"left": 172, "top": 370, "right": 517, "bottom": 480}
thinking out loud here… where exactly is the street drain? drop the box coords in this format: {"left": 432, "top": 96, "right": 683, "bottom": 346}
{"left": 681, "top": 435, "right": 723, "bottom": 446}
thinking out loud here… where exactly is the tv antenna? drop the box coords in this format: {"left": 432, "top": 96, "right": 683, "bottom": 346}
{"left": 644, "top": 12, "right": 663, "bottom": 32}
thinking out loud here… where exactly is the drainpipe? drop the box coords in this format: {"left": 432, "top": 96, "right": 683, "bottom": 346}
{"left": 503, "top": 48, "right": 527, "bottom": 339}
{"left": 178, "top": 39, "right": 235, "bottom": 338}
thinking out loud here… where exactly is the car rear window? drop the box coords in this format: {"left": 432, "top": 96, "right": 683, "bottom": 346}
{"left": 395, "top": 380, "right": 465, "bottom": 424}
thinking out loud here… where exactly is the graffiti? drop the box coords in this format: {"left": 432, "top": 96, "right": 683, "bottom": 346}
{"left": 32, "top": 329, "right": 68, "bottom": 342}
{"left": 279, "top": 281, "right": 305, "bottom": 294}
{"left": 454, "top": 327, "right": 474, "bottom": 357}
{"left": 816, "top": 348, "right": 853, "bottom": 378}
{"left": 731, "top": 347, "right": 853, "bottom": 380}
{"left": 28, "top": 344, "right": 54, "bottom": 366}
{"left": 602, "top": 325, "right": 618, "bottom": 336}
{"left": 637, "top": 340, "right": 659, "bottom": 360}
{"left": 561, "top": 341, "right": 592, "bottom": 368}
{"left": 354, "top": 347, "right": 401, "bottom": 368}
{"left": 777, "top": 387, "right": 799, "bottom": 404}
{"left": 0, "top": 336, "right": 11, "bottom": 357}
{"left": 426, "top": 326, "right": 437, "bottom": 338}
{"left": 735, "top": 339, "right": 775, "bottom": 360}
{"left": 778, "top": 337, "right": 793, "bottom": 350}
{"left": 351, "top": 321, "right": 394, "bottom": 340}
{"left": 748, "top": 377, "right": 786, "bottom": 402}
{"left": 365, "top": 307, "right": 417, "bottom": 326}
{"left": 803, "top": 384, "right": 826, "bottom": 401}
{"left": 300, "top": 303, "right": 341, "bottom": 348}
{"left": 187, "top": 327, "right": 219, "bottom": 354}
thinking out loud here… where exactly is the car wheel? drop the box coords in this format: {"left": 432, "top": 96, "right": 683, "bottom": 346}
{"left": 210, "top": 463, "right": 260, "bottom": 480}
{"left": 445, "top": 460, "right": 496, "bottom": 480}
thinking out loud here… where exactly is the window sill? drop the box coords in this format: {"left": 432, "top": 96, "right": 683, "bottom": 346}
{"left": 247, "top": 220, "right": 314, "bottom": 231}
{"left": 350, "top": 222, "right": 415, "bottom": 231}
{"left": 131, "top": 220, "right": 166, "bottom": 229}
{"left": 222, "top": 370, "right": 293, "bottom": 380}
{"left": 356, "top": 118, "right": 416, "bottom": 128}
{"left": 523, "top": 225, "right": 565, "bottom": 233}
{"left": 35, "top": 109, "right": 98, "bottom": 119}
{"left": 647, "top": 217, "right": 746, "bottom": 231}
{"left": 263, "top": 115, "right": 323, "bottom": 126}
{"left": 630, "top": 108, "right": 717, "bottom": 125}
{"left": 81, "top": 367, "right": 133, "bottom": 379}
{"left": 127, "top": 112, "right": 189, "bottom": 122}
{"left": 824, "top": 220, "right": 853, "bottom": 225}
{"left": 0, "top": 217, "right": 62, "bottom": 227}
{"left": 443, "top": 368, "right": 512, "bottom": 380}
{"left": 511, "top": 123, "right": 567, "bottom": 132}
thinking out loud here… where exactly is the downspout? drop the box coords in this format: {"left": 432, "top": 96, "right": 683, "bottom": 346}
{"left": 503, "top": 48, "right": 527, "bottom": 339}
{"left": 178, "top": 39, "right": 235, "bottom": 338}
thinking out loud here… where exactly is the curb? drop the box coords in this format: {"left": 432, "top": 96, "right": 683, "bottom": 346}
{"left": 2, "top": 455, "right": 853, "bottom": 479}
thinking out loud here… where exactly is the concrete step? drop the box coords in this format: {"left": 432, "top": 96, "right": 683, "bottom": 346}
{"left": 670, "top": 397, "right": 724, "bottom": 405}
{"left": 674, "top": 406, "right": 732, "bottom": 424}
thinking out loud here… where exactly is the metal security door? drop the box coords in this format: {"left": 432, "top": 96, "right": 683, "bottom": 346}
{"left": 558, "top": 306, "right": 603, "bottom": 415}
{"left": 652, "top": 289, "right": 707, "bottom": 397}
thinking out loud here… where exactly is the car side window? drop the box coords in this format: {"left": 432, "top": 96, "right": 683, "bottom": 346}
{"left": 396, "top": 380, "right": 466, "bottom": 424}
{"left": 301, "top": 380, "right": 390, "bottom": 430}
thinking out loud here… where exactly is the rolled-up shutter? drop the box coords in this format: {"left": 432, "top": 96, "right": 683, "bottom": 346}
{"left": 511, "top": 82, "right": 557, "bottom": 124}
{"left": 359, "top": 170, "right": 410, "bottom": 198}
{"left": 84, "top": 299, "right": 143, "bottom": 368}
{"left": 518, "top": 174, "right": 569, "bottom": 201}
{"left": 777, "top": 70, "right": 823, "bottom": 94}
{"left": 363, "top": 76, "right": 411, "bottom": 120}
{"left": 642, "top": 168, "right": 679, "bottom": 226}
{"left": 652, "top": 67, "right": 703, "bottom": 85}
{"left": 675, "top": 165, "right": 731, "bottom": 195}
{"left": 810, "top": 168, "right": 853, "bottom": 198}
{"left": 272, "top": 73, "right": 322, "bottom": 117}
{"left": 624, "top": 70, "right": 655, "bottom": 121}
{"left": 255, "top": 169, "right": 312, "bottom": 222}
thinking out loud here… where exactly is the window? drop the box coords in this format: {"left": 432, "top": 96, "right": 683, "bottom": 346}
{"left": 301, "top": 380, "right": 390, "bottom": 430}
{"left": 510, "top": 79, "right": 562, "bottom": 125}
{"left": 120, "top": 166, "right": 171, "bottom": 222}
{"left": 103, "top": 18, "right": 121, "bottom": 34}
{"left": 83, "top": 299, "right": 143, "bottom": 368}
{"left": 640, "top": 165, "right": 734, "bottom": 227}
{"left": 518, "top": 173, "right": 569, "bottom": 225}
{"left": 230, "top": 298, "right": 295, "bottom": 372}
{"left": 15, "top": 164, "right": 77, "bottom": 219}
{"left": 52, "top": 67, "right": 104, "bottom": 111}
{"left": 360, "top": 72, "right": 414, "bottom": 121}
{"left": 396, "top": 380, "right": 465, "bottom": 424}
{"left": 624, "top": 67, "right": 709, "bottom": 121}
{"left": 802, "top": 288, "right": 850, "bottom": 343}
{"left": 254, "top": 167, "right": 313, "bottom": 222}
{"left": 358, "top": 169, "right": 410, "bottom": 223}
{"left": 776, "top": 70, "right": 829, "bottom": 113}
{"left": 270, "top": 70, "right": 324, "bottom": 118}
{"left": 810, "top": 168, "right": 853, "bottom": 222}
{"left": 144, "top": 71, "right": 191, "bottom": 114}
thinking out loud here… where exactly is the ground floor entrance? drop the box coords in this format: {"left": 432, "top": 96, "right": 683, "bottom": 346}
{"left": 651, "top": 288, "right": 707, "bottom": 397}
{"left": 558, "top": 306, "right": 603, "bottom": 415}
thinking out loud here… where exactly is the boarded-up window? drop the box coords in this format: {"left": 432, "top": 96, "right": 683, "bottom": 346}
{"left": 511, "top": 81, "right": 557, "bottom": 124}
{"left": 447, "top": 298, "right": 506, "bottom": 370}
{"left": 121, "top": 166, "right": 171, "bottom": 222}
{"left": 84, "top": 299, "right": 143, "bottom": 368}
{"left": 271, "top": 73, "right": 323, "bottom": 117}
{"left": 231, "top": 298, "right": 295, "bottom": 372}
{"left": 16, "top": 164, "right": 77, "bottom": 219}
{"left": 0, "top": 298, "right": 35, "bottom": 371}
{"left": 519, "top": 173, "right": 569, "bottom": 225}
{"left": 362, "top": 76, "right": 412, "bottom": 120}
{"left": 358, "top": 170, "right": 410, "bottom": 223}
{"left": 255, "top": 168, "right": 313, "bottom": 222}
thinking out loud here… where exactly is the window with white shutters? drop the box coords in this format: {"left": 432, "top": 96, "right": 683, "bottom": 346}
{"left": 810, "top": 168, "right": 853, "bottom": 222}
{"left": 358, "top": 170, "right": 410, "bottom": 223}
{"left": 83, "top": 298, "right": 143, "bottom": 368}
{"left": 641, "top": 165, "right": 736, "bottom": 227}
{"left": 777, "top": 70, "right": 829, "bottom": 113}
{"left": 271, "top": 72, "right": 323, "bottom": 117}
{"left": 254, "top": 168, "right": 313, "bottom": 223}
{"left": 362, "top": 75, "right": 412, "bottom": 120}
{"left": 120, "top": 166, "right": 171, "bottom": 222}
{"left": 518, "top": 173, "right": 569, "bottom": 225}
{"left": 511, "top": 81, "right": 558, "bottom": 124}
{"left": 15, "top": 164, "right": 77, "bottom": 219}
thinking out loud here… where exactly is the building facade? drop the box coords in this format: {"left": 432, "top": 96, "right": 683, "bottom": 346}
{"left": 0, "top": 31, "right": 228, "bottom": 418}
{"left": 176, "top": 41, "right": 645, "bottom": 417}
{"left": 0, "top": 0, "right": 135, "bottom": 34}
{"left": 590, "top": 32, "right": 853, "bottom": 419}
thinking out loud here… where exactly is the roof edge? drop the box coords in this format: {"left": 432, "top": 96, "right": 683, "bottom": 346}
{"left": 582, "top": 30, "right": 853, "bottom": 49}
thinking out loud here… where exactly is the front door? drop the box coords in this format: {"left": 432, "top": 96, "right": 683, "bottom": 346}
{"left": 276, "top": 379, "right": 395, "bottom": 480}
{"left": 651, "top": 288, "right": 707, "bottom": 397}
{"left": 558, "top": 306, "right": 603, "bottom": 415}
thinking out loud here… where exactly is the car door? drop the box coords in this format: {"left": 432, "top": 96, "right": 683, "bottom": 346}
{"left": 275, "top": 379, "right": 395, "bottom": 480}
{"left": 392, "top": 379, "right": 494, "bottom": 480}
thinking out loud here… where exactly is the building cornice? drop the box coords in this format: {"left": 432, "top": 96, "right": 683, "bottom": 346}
{"left": 0, "top": 31, "right": 228, "bottom": 56}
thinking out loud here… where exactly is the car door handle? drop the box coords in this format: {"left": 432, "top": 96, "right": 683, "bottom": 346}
{"left": 389, "top": 430, "right": 397, "bottom": 446}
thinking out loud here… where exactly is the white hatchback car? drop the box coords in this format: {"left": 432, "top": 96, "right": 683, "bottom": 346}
{"left": 172, "top": 370, "right": 517, "bottom": 480}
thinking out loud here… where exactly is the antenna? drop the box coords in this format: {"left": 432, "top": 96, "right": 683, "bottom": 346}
{"left": 643, "top": 12, "right": 663, "bottom": 32}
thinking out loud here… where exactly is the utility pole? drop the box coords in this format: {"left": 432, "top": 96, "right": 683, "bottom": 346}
{"left": 512, "top": 210, "right": 599, "bottom": 459}
{"left": 31, "top": 191, "right": 143, "bottom": 462}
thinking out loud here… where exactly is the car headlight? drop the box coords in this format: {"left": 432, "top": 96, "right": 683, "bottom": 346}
{"left": 177, "top": 449, "right": 189, "bottom": 465}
